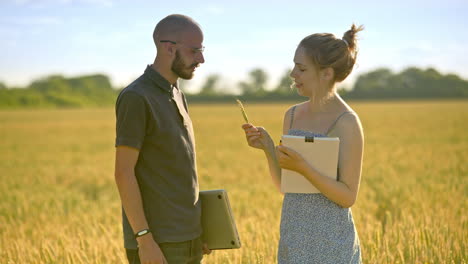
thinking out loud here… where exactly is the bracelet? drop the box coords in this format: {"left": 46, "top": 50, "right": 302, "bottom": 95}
{"left": 134, "top": 228, "right": 151, "bottom": 238}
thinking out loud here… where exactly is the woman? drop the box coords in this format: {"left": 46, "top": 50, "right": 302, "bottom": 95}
{"left": 242, "top": 24, "right": 364, "bottom": 263}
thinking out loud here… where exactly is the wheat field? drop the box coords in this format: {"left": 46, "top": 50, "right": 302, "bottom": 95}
{"left": 0, "top": 100, "right": 466, "bottom": 263}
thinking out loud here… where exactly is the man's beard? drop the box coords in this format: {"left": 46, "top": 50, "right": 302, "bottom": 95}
{"left": 171, "top": 50, "right": 198, "bottom": 80}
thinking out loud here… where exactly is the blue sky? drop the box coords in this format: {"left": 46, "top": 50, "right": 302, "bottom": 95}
{"left": 1, "top": 0, "right": 467, "bottom": 93}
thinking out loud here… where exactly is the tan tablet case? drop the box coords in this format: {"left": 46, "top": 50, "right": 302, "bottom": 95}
{"left": 200, "top": 189, "right": 241, "bottom": 250}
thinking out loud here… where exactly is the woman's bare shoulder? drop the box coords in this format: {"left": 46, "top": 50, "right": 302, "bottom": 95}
{"left": 335, "top": 112, "right": 364, "bottom": 140}
{"left": 283, "top": 101, "right": 308, "bottom": 134}
{"left": 284, "top": 101, "right": 308, "bottom": 117}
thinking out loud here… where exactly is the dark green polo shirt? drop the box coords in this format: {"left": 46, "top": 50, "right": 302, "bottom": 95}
{"left": 115, "top": 65, "right": 201, "bottom": 249}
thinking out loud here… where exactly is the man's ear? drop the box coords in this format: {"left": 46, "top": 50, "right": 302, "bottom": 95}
{"left": 321, "top": 67, "right": 335, "bottom": 82}
{"left": 167, "top": 43, "right": 176, "bottom": 57}
{"left": 160, "top": 41, "right": 176, "bottom": 57}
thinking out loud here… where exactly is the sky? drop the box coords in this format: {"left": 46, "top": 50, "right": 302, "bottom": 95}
{"left": 1, "top": 0, "right": 467, "bottom": 93}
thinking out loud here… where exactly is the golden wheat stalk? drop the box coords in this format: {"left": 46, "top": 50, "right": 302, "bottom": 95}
{"left": 236, "top": 99, "right": 250, "bottom": 123}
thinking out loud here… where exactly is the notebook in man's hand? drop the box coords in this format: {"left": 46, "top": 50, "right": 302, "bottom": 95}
{"left": 281, "top": 135, "right": 340, "bottom": 193}
{"left": 199, "top": 189, "right": 241, "bottom": 250}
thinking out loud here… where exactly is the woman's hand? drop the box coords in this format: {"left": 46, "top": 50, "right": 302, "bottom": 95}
{"left": 276, "top": 145, "right": 309, "bottom": 174}
{"left": 241, "top": 123, "right": 273, "bottom": 150}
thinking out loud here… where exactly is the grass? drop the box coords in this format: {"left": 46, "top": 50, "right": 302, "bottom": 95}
{"left": 0, "top": 100, "right": 466, "bottom": 263}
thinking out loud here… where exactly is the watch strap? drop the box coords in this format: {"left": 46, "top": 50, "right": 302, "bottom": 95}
{"left": 134, "top": 228, "right": 151, "bottom": 238}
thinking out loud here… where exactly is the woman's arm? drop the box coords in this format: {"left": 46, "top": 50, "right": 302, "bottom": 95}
{"left": 262, "top": 135, "right": 282, "bottom": 191}
{"left": 277, "top": 113, "right": 364, "bottom": 207}
{"left": 241, "top": 107, "right": 294, "bottom": 193}
{"left": 242, "top": 124, "right": 282, "bottom": 191}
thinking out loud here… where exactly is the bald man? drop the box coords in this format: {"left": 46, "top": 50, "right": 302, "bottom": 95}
{"left": 114, "top": 14, "right": 209, "bottom": 264}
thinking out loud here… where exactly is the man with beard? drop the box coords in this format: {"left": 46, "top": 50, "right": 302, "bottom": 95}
{"left": 114, "top": 14, "right": 209, "bottom": 264}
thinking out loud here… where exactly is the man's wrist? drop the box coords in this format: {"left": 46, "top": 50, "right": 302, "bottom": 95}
{"left": 136, "top": 232, "right": 156, "bottom": 247}
{"left": 134, "top": 228, "right": 151, "bottom": 238}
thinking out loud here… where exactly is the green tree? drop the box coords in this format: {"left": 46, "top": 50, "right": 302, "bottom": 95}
{"left": 349, "top": 67, "right": 468, "bottom": 99}
{"left": 199, "top": 74, "right": 220, "bottom": 96}
{"left": 239, "top": 68, "right": 268, "bottom": 96}
{"left": 274, "top": 69, "right": 293, "bottom": 94}
{"left": 352, "top": 68, "right": 393, "bottom": 98}
{"left": 29, "top": 75, "right": 69, "bottom": 94}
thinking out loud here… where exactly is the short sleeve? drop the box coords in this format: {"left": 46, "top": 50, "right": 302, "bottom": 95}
{"left": 115, "top": 91, "right": 147, "bottom": 150}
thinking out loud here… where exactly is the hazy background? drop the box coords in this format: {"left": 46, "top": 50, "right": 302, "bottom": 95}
{"left": 1, "top": 0, "right": 467, "bottom": 93}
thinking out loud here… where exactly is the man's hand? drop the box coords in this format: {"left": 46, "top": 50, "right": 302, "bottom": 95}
{"left": 202, "top": 243, "right": 212, "bottom": 255}
{"left": 137, "top": 235, "right": 167, "bottom": 264}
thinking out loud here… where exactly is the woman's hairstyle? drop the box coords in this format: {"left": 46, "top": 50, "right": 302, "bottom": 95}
{"left": 299, "top": 24, "right": 364, "bottom": 102}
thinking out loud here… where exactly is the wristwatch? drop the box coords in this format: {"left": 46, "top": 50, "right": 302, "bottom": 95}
{"left": 134, "top": 228, "right": 151, "bottom": 238}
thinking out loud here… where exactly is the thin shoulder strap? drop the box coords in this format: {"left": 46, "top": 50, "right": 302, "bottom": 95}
{"left": 289, "top": 105, "right": 297, "bottom": 129}
{"left": 325, "top": 111, "right": 354, "bottom": 135}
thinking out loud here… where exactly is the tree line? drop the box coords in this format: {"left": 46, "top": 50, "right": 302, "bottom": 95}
{"left": 0, "top": 66, "right": 467, "bottom": 108}
{"left": 0, "top": 74, "right": 116, "bottom": 108}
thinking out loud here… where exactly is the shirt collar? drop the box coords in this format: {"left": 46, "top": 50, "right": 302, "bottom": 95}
{"left": 144, "top": 65, "right": 175, "bottom": 94}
